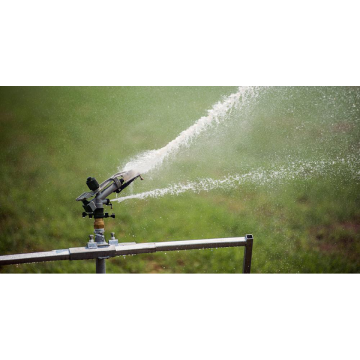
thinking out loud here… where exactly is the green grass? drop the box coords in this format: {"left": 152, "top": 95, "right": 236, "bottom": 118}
{"left": 0, "top": 86, "right": 359, "bottom": 273}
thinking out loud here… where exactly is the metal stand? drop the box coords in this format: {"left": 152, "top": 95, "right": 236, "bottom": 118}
{"left": 96, "top": 258, "right": 106, "bottom": 273}
{"left": 0, "top": 234, "right": 254, "bottom": 273}
{"left": 243, "top": 234, "right": 253, "bottom": 273}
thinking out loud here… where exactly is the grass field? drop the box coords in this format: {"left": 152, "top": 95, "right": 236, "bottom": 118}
{"left": 0, "top": 86, "right": 359, "bottom": 273}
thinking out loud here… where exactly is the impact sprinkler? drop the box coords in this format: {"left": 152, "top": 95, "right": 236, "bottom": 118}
{"left": 76, "top": 170, "right": 143, "bottom": 271}
{"left": 77, "top": 170, "right": 142, "bottom": 244}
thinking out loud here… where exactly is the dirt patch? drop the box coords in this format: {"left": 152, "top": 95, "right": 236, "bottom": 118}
{"left": 310, "top": 219, "right": 360, "bottom": 262}
{"left": 0, "top": 112, "right": 14, "bottom": 124}
{"left": 332, "top": 122, "right": 355, "bottom": 133}
{"left": 146, "top": 260, "right": 163, "bottom": 273}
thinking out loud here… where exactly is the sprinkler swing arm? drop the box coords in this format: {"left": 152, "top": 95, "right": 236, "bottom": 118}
{"left": 0, "top": 170, "right": 254, "bottom": 273}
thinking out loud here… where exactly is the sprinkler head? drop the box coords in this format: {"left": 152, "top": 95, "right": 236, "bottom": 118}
{"left": 76, "top": 169, "right": 142, "bottom": 219}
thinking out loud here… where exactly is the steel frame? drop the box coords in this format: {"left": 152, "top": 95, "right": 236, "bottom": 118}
{"left": 0, "top": 235, "right": 254, "bottom": 273}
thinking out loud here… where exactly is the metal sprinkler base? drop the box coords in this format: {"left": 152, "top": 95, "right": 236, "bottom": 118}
{"left": 0, "top": 234, "right": 254, "bottom": 273}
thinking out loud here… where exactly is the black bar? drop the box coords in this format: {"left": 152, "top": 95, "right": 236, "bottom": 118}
{"left": 96, "top": 258, "right": 106, "bottom": 273}
{"left": 243, "top": 234, "right": 253, "bottom": 273}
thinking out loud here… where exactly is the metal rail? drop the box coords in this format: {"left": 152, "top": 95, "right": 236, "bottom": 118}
{"left": 0, "top": 235, "right": 254, "bottom": 273}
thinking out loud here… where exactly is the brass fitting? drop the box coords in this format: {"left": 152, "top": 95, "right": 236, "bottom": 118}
{"left": 94, "top": 218, "right": 105, "bottom": 229}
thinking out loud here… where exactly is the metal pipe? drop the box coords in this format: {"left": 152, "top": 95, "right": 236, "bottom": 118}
{"left": 0, "top": 236, "right": 253, "bottom": 273}
{"left": 96, "top": 258, "right": 106, "bottom": 273}
{"left": 0, "top": 249, "right": 70, "bottom": 266}
{"left": 155, "top": 237, "right": 247, "bottom": 252}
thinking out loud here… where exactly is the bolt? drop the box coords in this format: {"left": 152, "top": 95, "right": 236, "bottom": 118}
{"left": 111, "top": 232, "right": 115, "bottom": 239}
{"left": 89, "top": 234, "right": 94, "bottom": 242}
